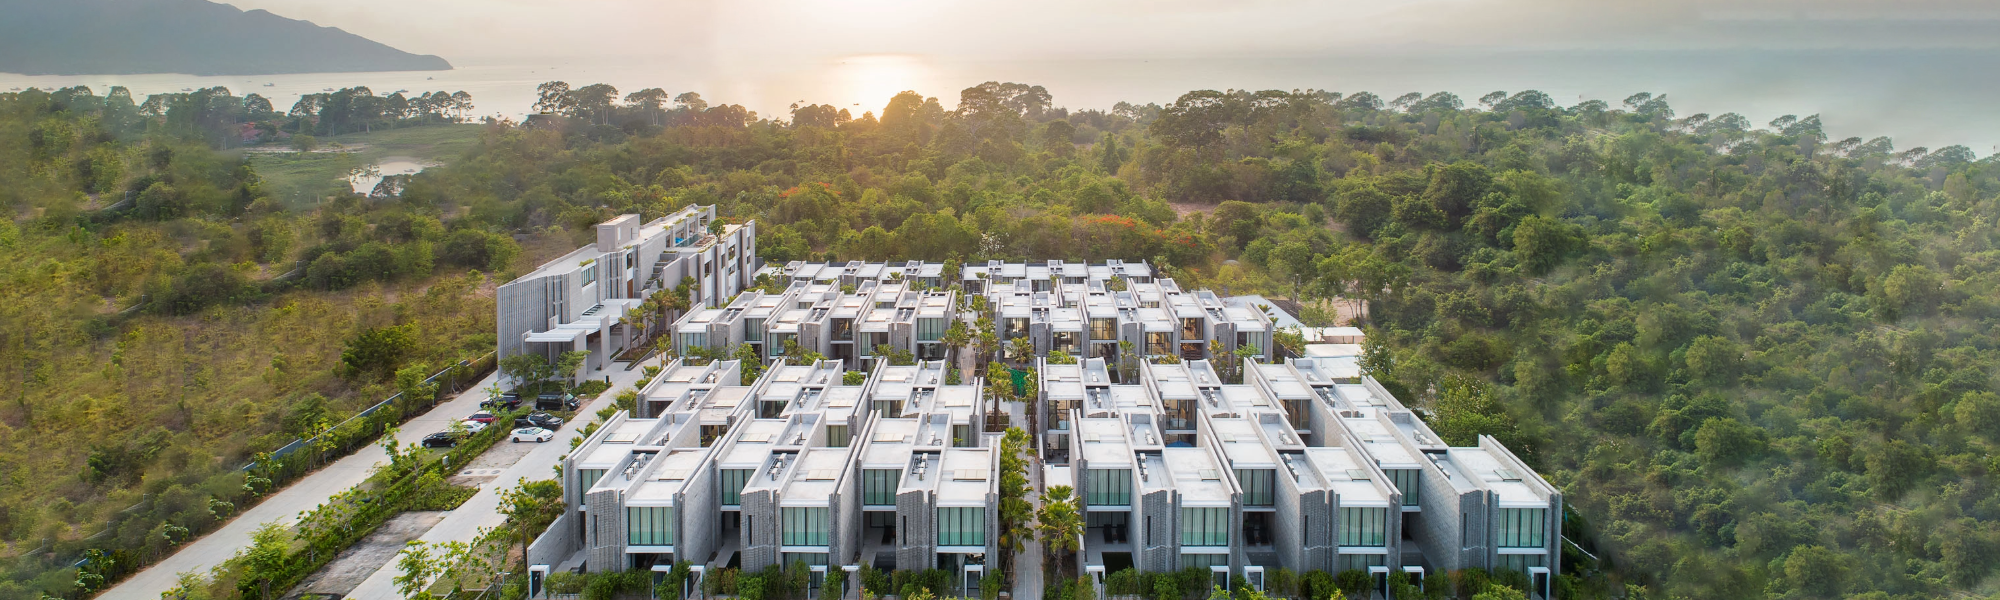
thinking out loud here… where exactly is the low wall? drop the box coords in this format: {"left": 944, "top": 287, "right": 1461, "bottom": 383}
{"left": 529, "top": 511, "right": 583, "bottom": 568}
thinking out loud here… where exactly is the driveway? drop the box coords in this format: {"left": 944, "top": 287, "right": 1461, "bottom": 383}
{"left": 341, "top": 356, "right": 660, "bottom": 599}
{"left": 100, "top": 368, "right": 513, "bottom": 600}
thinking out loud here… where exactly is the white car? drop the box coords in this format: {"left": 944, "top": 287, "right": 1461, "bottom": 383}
{"left": 460, "top": 420, "right": 488, "bottom": 434}
{"left": 511, "top": 427, "right": 555, "bottom": 443}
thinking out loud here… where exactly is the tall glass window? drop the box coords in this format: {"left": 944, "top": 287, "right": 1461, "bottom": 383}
{"left": 918, "top": 318, "right": 947, "bottom": 342}
{"left": 1090, "top": 319, "right": 1116, "bottom": 341}
{"left": 1339, "top": 507, "right": 1387, "bottom": 547}
{"left": 1181, "top": 553, "right": 1228, "bottom": 569}
{"left": 782, "top": 507, "right": 831, "bottom": 546}
{"left": 1388, "top": 470, "right": 1422, "bottom": 507}
{"left": 862, "top": 469, "right": 900, "bottom": 506}
{"left": 680, "top": 332, "right": 708, "bottom": 354}
{"left": 1182, "top": 318, "right": 1201, "bottom": 339}
{"left": 938, "top": 507, "right": 986, "bottom": 546}
{"left": 1338, "top": 554, "right": 1385, "bottom": 572}
{"left": 718, "top": 469, "right": 751, "bottom": 506}
{"left": 1497, "top": 508, "right": 1547, "bottom": 548}
{"left": 826, "top": 425, "right": 850, "bottom": 447}
{"left": 745, "top": 318, "right": 765, "bottom": 342}
{"left": 579, "top": 469, "right": 605, "bottom": 492}
{"left": 1235, "top": 469, "right": 1275, "bottom": 507}
{"left": 1146, "top": 333, "right": 1171, "bottom": 356}
{"left": 627, "top": 506, "right": 674, "bottom": 546}
{"left": 1180, "top": 507, "right": 1229, "bottom": 546}
{"left": 1085, "top": 469, "right": 1132, "bottom": 506}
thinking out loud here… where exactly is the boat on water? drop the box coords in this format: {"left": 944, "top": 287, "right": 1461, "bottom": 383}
{"left": 394, "top": 89, "right": 408, "bottom": 94}
{"left": 322, "top": 88, "right": 334, "bottom": 92}
{"left": 180, "top": 87, "right": 192, "bottom": 92}
{"left": 264, "top": 83, "right": 275, "bottom": 87}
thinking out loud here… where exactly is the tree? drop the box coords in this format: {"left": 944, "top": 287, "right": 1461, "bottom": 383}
{"left": 498, "top": 478, "right": 565, "bottom": 573}
{"left": 342, "top": 325, "right": 416, "bottom": 380}
{"left": 1037, "top": 485, "right": 1083, "bottom": 583}
{"left": 240, "top": 522, "right": 290, "bottom": 600}
{"left": 501, "top": 353, "right": 553, "bottom": 392}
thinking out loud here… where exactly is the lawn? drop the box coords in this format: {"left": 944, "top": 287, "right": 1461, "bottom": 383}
{"left": 238, "top": 125, "right": 484, "bottom": 208}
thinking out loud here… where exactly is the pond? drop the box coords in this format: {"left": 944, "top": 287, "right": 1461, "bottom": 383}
{"left": 349, "top": 157, "right": 433, "bottom": 195}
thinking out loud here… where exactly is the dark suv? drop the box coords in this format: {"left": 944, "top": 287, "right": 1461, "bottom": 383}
{"left": 514, "top": 412, "right": 565, "bottom": 429}
{"left": 535, "top": 392, "right": 578, "bottom": 411}
{"left": 480, "top": 393, "right": 522, "bottom": 411}
{"left": 421, "top": 431, "right": 466, "bottom": 448}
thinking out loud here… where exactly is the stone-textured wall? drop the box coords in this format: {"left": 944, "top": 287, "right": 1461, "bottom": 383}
{"left": 1136, "top": 488, "right": 1174, "bottom": 572}
{"left": 739, "top": 488, "right": 780, "bottom": 572}
{"left": 1275, "top": 477, "right": 1332, "bottom": 573}
{"left": 895, "top": 488, "right": 935, "bottom": 570}
{"left": 586, "top": 488, "right": 625, "bottom": 573}
{"left": 527, "top": 511, "right": 582, "bottom": 568}
{"left": 496, "top": 275, "right": 549, "bottom": 361}
{"left": 681, "top": 464, "right": 718, "bottom": 567}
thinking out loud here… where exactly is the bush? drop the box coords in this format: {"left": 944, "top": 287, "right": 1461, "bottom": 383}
{"left": 1333, "top": 570, "right": 1372, "bottom": 599}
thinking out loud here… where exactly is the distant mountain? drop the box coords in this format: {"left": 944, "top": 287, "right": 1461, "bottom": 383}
{"left": 0, "top": 0, "right": 450, "bottom": 76}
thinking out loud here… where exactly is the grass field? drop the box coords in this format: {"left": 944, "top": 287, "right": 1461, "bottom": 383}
{"left": 238, "top": 125, "right": 484, "bottom": 207}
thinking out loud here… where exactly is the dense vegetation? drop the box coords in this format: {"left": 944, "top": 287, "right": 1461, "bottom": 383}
{"left": 429, "top": 81, "right": 2000, "bottom": 599}
{"left": 5, "top": 74, "right": 1999, "bottom": 599}
{"left": 0, "top": 88, "right": 512, "bottom": 599}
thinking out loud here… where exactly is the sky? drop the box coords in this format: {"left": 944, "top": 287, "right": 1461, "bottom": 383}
{"left": 222, "top": 0, "right": 2000, "bottom": 63}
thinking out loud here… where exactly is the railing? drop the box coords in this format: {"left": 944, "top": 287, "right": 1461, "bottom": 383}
{"left": 245, "top": 351, "right": 496, "bottom": 473}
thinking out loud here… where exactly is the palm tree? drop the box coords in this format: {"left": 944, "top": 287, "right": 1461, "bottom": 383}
{"left": 943, "top": 319, "right": 971, "bottom": 375}
{"left": 1037, "top": 485, "right": 1084, "bottom": 583}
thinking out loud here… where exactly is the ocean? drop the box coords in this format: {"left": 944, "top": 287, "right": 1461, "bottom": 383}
{"left": 4, "top": 49, "right": 1997, "bottom": 153}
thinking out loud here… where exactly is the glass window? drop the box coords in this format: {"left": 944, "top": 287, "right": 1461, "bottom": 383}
{"left": 1339, "top": 507, "right": 1387, "bottom": 547}
{"left": 1497, "top": 508, "right": 1547, "bottom": 548}
{"left": 1388, "top": 470, "right": 1422, "bottom": 507}
{"left": 1498, "top": 553, "right": 1544, "bottom": 574}
{"left": 719, "top": 469, "right": 752, "bottom": 506}
{"left": 1085, "top": 469, "right": 1132, "bottom": 506}
{"left": 745, "top": 318, "right": 765, "bottom": 342}
{"left": 783, "top": 507, "right": 830, "bottom": 546}
{"left": 783, "top": 552, "right": 829, "bottom": 567}
{"left": 918, "top": 318, "right": 947, "bottom": 342}
{"left": 582, "top": 264, "right": 597, "bottom": 287}
{"left": 1182, "top": 318, "right": 1201, "bottom": 339}
{"left": 1006, "top": 318, "right": 1029, "bottom": 339}
{"left": 827, "top": 425, "right": 850, "bottom": 447}
{"left": 862, "top": 469, "right": 900, "bottom": 506}
{"left": 1181, "top": 553, "right": 1228, "bottom": 569}
{"left": 1338, "top": 553, "right": 1385, "bottom": 572}
{"left": 1090, "top": 319, "right": 1116, "bottom": 341}
{"left": 1180, "top": 507, "right": 1229, "bottom": 546}
{"left": 681, "top": 332, "right": 708, "bottom": 353}
{"left": 1235, "top": 469, "right": 1275, "bottom": 507}
{"left": 1147, "top": 332, "right": 1171, "bottom": 356}
{"left": 627, "top": 506, "right": 674, "bottom": 546}
{"left": 579, "top": 469, "right": 605, "bottom": 492}
{"left": 938, "top": 507, "right": 986, "bottom": 546}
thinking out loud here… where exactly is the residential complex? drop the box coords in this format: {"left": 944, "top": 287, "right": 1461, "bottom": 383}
{"left": 519, "top": 251, "right": 1560, "bottom": 599}
{"left": 497, "top": 206, "right": 758, "bottom": 376}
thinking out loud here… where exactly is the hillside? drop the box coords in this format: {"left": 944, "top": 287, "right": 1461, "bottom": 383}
{"left": 0, "top": 0, "right": 450, "bottom": 75}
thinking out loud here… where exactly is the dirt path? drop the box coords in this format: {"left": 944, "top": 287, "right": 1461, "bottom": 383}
{"left": 284, "top": 511, "right": 448, "bottom": 600}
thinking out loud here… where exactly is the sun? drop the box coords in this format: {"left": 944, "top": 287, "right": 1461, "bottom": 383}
{"left": 826, "top": 54, "right": 937, "bottom": 117}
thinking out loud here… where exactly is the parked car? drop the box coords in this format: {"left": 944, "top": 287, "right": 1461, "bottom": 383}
{"left": 534, "top": 392, "right": 578, "bottom": 411}
{"left": 480, "top": 393, "right": 522, "bottom": 411}
{"left": 511, "top": 427, "right": 555, "bottom": 443}
{"left": 460, "top": 420, "right": 488, "bottom": 434}
{"left": 466, "top": 411, "right": 496, "bottom": 424}
{"left": 421, "top": 431, "right": 465, "bottom": 448}
{"left": 513, "top": 412, "right": 565, "bottom": 429}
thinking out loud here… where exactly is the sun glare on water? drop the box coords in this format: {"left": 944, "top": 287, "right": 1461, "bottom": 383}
{"left": 826, "top": 54, "right": 937, "bottom": 116}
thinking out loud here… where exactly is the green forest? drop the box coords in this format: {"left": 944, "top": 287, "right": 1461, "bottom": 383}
{"left": 2, "top": 77, "right": 1999, "bottom": 600}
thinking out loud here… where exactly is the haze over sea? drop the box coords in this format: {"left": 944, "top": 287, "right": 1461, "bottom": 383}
{"left": 5, "top": 49, "right": 1996, "bottom": 153}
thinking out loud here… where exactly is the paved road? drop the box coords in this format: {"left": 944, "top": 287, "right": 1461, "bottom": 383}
{"left": 343, "top": 357, "right": 660, "bottom": 600}
{"left": 102, "top": 369, "right": 509, "bottom": 600}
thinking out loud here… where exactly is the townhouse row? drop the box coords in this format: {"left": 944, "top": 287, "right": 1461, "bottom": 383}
{"left": 671, "top": 260, "right": 1274, "bottom": 372}
{"left": 531, "top": 352, "right": 1562, "bottom": 599}
{"left": 499, "top": 208, "right": 760, "bottom": 376}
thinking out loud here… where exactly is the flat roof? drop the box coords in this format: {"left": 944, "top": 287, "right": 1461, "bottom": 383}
{"left": 628, "top": 449, "right": 708, "bottom": 505}
{"left": 1078, "top": 418, "right": 1133, "bottom": 467}
{"left": 718, "top": 419, "right": 789, "bottom": 467}
{"left": 937, "top": 448, "right": 994, "bottom": 505}
{"left": 778, "top": 447, "right": 852, "bottom": 504}
{"left": 1304, "top": 447, "right": 1390, "bottom": 506}
{"left": 862, "top": 418, "right": 921, "bottom": 467}
{"left": 1161, "top": 448, "right": 1232, "bottom": 505}
{"left": 1447, "top": 447, "right": 1546, "bottom": 507}
{"left": 1210, "top": 418, "right": 1278, "bottom": 467}
{"left": 1343, "top": 418, "right": 1419, "bottom": 467}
